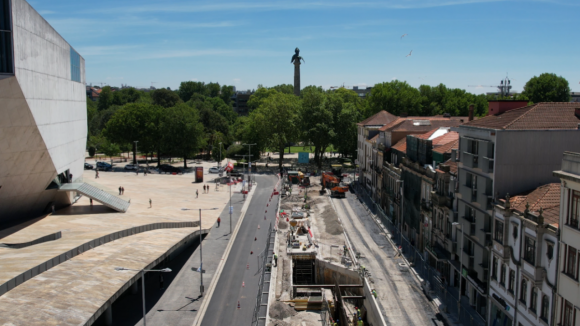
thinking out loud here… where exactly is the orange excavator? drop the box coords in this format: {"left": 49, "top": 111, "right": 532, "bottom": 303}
{"left": 321, "top": 172, "right": 349, "bottom": 198}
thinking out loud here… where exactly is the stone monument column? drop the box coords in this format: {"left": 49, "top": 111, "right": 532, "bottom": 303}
{"left": 294, "top": 60, "right": 301, "bottom": 96}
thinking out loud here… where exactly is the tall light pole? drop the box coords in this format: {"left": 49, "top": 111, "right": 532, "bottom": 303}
{"left": 396, "top": 180, "right": 404, "bottom": 247}
{"left": 134, "top": 140, "right": 139, "bottom": 173}
{"left": 181, "top": 207, "right": 218, "bottom": 296}
{"left": 114, "top": 266, "right": 171, "bottom": 326}
{"left": 242, "top": 143, "right": 256, "bottom": 186}
{"left": 218, "top": 142, "right": 223, "bottom": 171}
{"left": 235, "top": 154, "right": 253, "bottom": 198}
{"left": 452, "top": 222, "right": 464, "bottom": 317}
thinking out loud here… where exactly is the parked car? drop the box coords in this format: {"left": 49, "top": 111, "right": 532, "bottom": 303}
{"left": 84, "top": 163, "right": 93, "bottom": 170}
{"left": 124, "top": 164, "right": 137, "bottom": 170}
{"left": 208, "top": 166, "right": 223, "bottom": 174}
{"left": 159, "top": 164, "right": 181, "bottom": 173}
{"left": 229, "top": 169, "right": 242, "bottom": 177}
{"left": 96, "top": 162, "right": 112, "bottom": 171}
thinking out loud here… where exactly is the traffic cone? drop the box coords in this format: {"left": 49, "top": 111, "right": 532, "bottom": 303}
{"left": 242, "top": 281, "right": 245, "bottom": 288}
{"left": 238, "top": 301, "right": 240, "bottom": 309}
{"left": 258, "top": 225, "right": 260, "bottom": 229}
{"left": 247, "top": 264, "right": 249, "bottom": 269}
{"left": 264, "top": 215, "right": 267, "bottom": 220}
{"left": 267, "top": 203, "right": 269, "bottom": 207}
{"left": 250, "top": 251, "right": 253, "bottom": 255}
{"left": 265, "top": 210, "right": 267, "bottom": 213}
{"left": 255, "top": 237, "right": 257, "bottom": 241}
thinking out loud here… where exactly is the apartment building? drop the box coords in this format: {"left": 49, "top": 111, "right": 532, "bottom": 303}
{"left": 489, "top": 184, "right": 560, "bottom": 326}
{"left": 553, "top": 152, "right": 580, "bottom": 326}
{"left": 357, "top": 110, "right": 398, "bottom": 191}
{"left": 454, "top": 102, "right": 580, "bottom": 323}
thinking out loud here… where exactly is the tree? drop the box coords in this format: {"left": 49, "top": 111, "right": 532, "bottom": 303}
{"left": 206, "top": 82, "right": 221, "bottom": 98}
{"left": 100, "top": 141, "right": 121, "bottom": 164}
{"left": 152, "top": 88, "right": 181, "bottom": 108}
{"left": 334, "top": 102, "right": 361, "bottom": 159}
{"left": 161, "top": 104, "right": 205, "bottom": 168}
{"left": 89, "top": 105, "right": 122, "bottom": 136}
{"left": 220, "top": 85, "right": 234, "bottom": 105}
{"left": 247, "top": 87, "right": 279, "bottom": 112}
{"left": 366, "top": 81, "right": 422, "bottom": 117}
{"left": 178, "top": 81, "right": 207, "bottom": 102}
{"left": 112, "top": 87, "right": 141, "bottom": 106}
{"left": 103, "top": 103, "right": 163, "bottom": 166}
{"left": 205, "top": 97, "right": 237, "bottom": 125}
{"left": 299, "top": 86, "right": 334, "bottom": 168}
{"left": 270, "top": 84, "right": 294, "bottom": 94}
{"left": 250, "top": 92, "right": 301, "bottom": 171}
{"left": 97, "top": 86, "right": 113, "bottom": 111}
{"left": 523, "top": 73, "right": 571, "bottom": 103}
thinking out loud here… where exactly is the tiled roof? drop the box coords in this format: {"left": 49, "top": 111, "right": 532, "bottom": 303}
{"left": 432, "top": 131, "right": 458, "bottom": 146}
{"left": 462, "top": 102, "right": 580, "bottom": 130}
{"left": 433, "top": 139, "right": 459, "bottom": 155}
{"left": 391, "top": 137, "right": 408, "bottom": 153}
{"left": 357, "top": 110, "right": 399, "bottom": 126}
{"left": 381, "top": 118, "right": 465, "bottom": 133}
{"left": 415, "top": 128, "right": 441, "bottom": 140}
{"left": 508, "top": 183, "right": 561, "bottom": 227}
{"left": 443, "top": 160, "right": 458, "bottom": 175}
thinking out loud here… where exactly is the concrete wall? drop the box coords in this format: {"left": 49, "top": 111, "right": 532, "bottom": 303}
{"left": 495, "top": 130, "right": 580, "bottom": 198}
{"left": 0, "top": 0, "right": 86, "bottom": 222}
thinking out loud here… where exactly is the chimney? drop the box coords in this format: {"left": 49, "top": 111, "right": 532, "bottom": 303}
{"left": 400, "top": 112, "right": 408, "bottom": 118}
{"left": 575, "top": 108, "right": 580, "bottom": 119}
{"left": 468, "top": 105, "right": 474, "bottom": 122}
{"left": 488, "top": 100, "right": 529, "bottom": 116}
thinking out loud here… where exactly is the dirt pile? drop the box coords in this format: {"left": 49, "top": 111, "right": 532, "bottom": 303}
{"left": 269, "top": 320, "right": 291, "bottom": 326}
{"left": 278, "top": 219, "right": 288, "bottom": 230}
{"left": 269, "top": 301, "right": 297, "bottom": 320}
{"left": 320, "top": 208, "right": 344, "bottom": 235}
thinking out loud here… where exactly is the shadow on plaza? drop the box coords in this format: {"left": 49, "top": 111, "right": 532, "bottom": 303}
{"left": 93, "top": 235, "right": 205, "bottom": 326}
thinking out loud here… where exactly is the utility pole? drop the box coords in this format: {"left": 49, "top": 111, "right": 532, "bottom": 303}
{"left": 396, "top": 180, "right": 404, "bottom": 247}
{"left": 134, "top": 140, "right": 139, "bottom": 170}
{"left": 235, "top": 154, "right": 253, "bottom": 199}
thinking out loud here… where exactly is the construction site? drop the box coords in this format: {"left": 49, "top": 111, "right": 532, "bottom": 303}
{"left": 267, "top": 169, "right": 385, "bottom": 326}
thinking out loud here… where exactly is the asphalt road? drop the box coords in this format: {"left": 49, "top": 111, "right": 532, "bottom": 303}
{"left": 201, "top": 174, "right": 279, "bottom": 326}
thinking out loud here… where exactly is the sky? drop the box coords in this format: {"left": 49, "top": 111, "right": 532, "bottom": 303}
{"left": 31, "top": 0, "right": 580, "bottom": 94}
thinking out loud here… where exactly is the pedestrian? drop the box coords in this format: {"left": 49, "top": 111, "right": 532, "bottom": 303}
{"left": 95, "top": 170, "right": 99, "bottom": 179}
{"left": 90, "top": 198, "right": 93, "bottom": 206}
{"left": 119, "top": 186, "right": 122, "bottom": 195}
{"left": 159, "top": 274, "right": 164, "bottom": 290}
{"left": 196, "top": 189, "right": 199, "bottom": 198}
{"left": 215, "top": 183, "right": 218, "bottom": 191}
{"left": 144, "top": 169, "right": 147, "bottom": 176}
{"left": 217, "top": 217, "right": 221, "bottom": 228}
{"left": 273, "top": 253, "right": 278, "bottom": 267}
{"left": 149, "top": 198, "right": 152, "bottom": 208}
{"left": 203, "top": 184, "right": 206, "bottom": 193}
{"left": 121, "top": 186, "right": 125, "bottom": 195}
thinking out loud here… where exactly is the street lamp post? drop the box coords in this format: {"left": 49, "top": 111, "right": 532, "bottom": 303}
{"left": 242, "top": 143, "right": 256, "bottom": 186}
{"left": 134, "top": 140, "right": 139, "bottom": 173}
{"left": 453, "top": 222, "right": 464, "bottom": 317}
{"left": 114, "top": 266, "right": 171, "bottom": 326}
{"left": 235, "top": 154, "right": 253, "bottom": 198}
{"left": 218, "top": 142, "right": 223, "bottom": 171}
{"left": 181, "top": 207, "right": 218, "bottom": 296}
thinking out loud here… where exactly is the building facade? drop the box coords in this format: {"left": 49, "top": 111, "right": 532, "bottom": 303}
{"left": 455, "top": 102, "right": 580, "bottom": 323}
{"left": 554, "top": 152, "right": 580, "bottom": 326}
{"left": 0, "top": 0, "right": 87, "bottom": 223}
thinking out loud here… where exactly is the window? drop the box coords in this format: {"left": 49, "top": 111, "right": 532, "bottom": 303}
{"left": 569, "top": 190, "right": 580, "bottom": 228}
{"left": 513, "top": 224, "right": 518, "bottom": 240}
{"left": 0, "top": 0, "right": 13, "bottom": 74}
{"left": 500, "top": 264, "right": 506, "bottom": 286}
{"left": 524, "top": 236, "right": 536, "bottom": 265}
{"left": 494, "top": 219, "right": 504, "bottom": 244}
{"left": 70, "top": 47, "right": 81, "bottom": 82}
{"left": 508, "top": 270, "right": 515, "bottom": 293}
{"left": 563, "top": 299, "right": 575, "bottom": 326}
{"left": 492, "top": 256, "right": 498, "bottom": 280}
{"left": 469, "top": 139, "right": 479, "bottom": 155}
{"left": 547, "top": 243, "right": 554, "bottom": 260}
{"left": 566, "top": 245, "right": 577, "bottom": 280}
{"left": 530, "top": 287, "right": 538, "bottom": 313}
{"left": 520, "top": 279, "right": 527, "bottom": 304}
{"left": 541, "top": 295, "right": 549, "bottom": 321}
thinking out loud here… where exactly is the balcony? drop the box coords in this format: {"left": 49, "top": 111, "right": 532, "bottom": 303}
{"left": 421, "top": 199, "right": 433, "bottom": 212}
{"left": 470, "top": 222, "right": 476, "bottom": 236}
{"left": 482, "top": 157, "right": 494, "bottom": 174}
{"left": 431, "top": 191, "right": 451, "bottom": 208}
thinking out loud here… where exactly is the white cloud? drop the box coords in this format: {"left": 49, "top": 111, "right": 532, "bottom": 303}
{"left": 38, "top": 10, "right": 55, "bottom": 15}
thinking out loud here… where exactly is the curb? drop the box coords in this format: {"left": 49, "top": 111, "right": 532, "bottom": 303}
{"left": 192, "top": 184, "right": 258, "bottom": 326}
{"left": 264, "top": 174, "right": 281, "bottom": 326}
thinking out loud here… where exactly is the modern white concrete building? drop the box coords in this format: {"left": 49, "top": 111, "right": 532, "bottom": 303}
{"left": 0, "top": 0, "right": 87, "bottom": 223}
{"left": 554, "top": 152, "right": 580, "bottom": 326}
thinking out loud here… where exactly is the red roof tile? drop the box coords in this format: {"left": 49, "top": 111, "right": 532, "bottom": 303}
{"left": 381, "top": 118, "right": 465, "bottom": 132}
{"left": 440, "top": 159, "right": 458, "bottom": 175}
{"left": 508, "top": 183, "right": 561, "bottom": 227}
{"left": 433, "top": 139, "right": 459, "bottom": 155}
{"left": 463, "top": 102, "right": 580, "bottom": 130}
{"left": 432, "top": 131, "right": 459, "bottom": 146}
{"left": 391, "top": 137, "right": 408, "bottom": 152}
{"left": 357, "top": 110, "right": 399, "bottom": 126}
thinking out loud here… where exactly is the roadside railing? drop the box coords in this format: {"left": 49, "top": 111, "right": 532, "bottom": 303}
{"left": 353, "top": 182, "right": 485, "bottom": 326}
{"left": 251, "top": 222, "right": 275, "bottom": 326}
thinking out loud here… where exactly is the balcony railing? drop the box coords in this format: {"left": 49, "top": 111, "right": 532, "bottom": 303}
{"left": 470, "top": 222, "right": 476, "bottom": 236}
{"left": 421, "top": 199, "right": 432, "bottom": 212}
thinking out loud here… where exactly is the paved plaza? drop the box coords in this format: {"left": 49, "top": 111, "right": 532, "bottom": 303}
{"left": 0, "top": 168, "right": 235, "bottom": 325}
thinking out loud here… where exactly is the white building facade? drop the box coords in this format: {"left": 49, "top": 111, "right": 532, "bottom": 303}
{"left": 0, "top": 0, "right": 87, "bottom": 222}
{"left": 554, "top": 152, "right": 580, "bottom": 326}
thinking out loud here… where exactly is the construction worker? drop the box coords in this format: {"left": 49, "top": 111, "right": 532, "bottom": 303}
{"left": 357, "top": 317, "right": 363, "bottom": 326}
{"left": 273, "top": 253, "right": 278, "bottom": 266}
{"left": 356, "top": 307, "right": 361, "bottom": 317}
{"left": 372, "top": 289, "right": 377, "bottom": 298}
{"left": 332, "top": 319, "right": 338, "bottom": 326}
